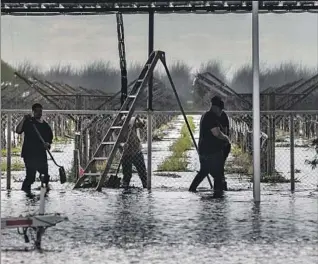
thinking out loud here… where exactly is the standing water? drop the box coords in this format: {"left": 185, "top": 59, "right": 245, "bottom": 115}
{"left": 1, "top": 115, "right": 318, "bottom": 264}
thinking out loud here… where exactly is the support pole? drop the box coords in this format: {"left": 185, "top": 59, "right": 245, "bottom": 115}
{"left": 290, "top": 114, "right": 295, "bottom": 191}
{"left": 75, "top": 95, "right": 82, "bottom": 164}
{"left": 147, "top": 11, "right": 154, "bottom": 190}
{"left": 160, "top": 56, "right": 213, "bottom": 189}
{"left": 73, "top": 149, "right": 80, "bottom": 181}
{"left": 252, "top": 1, "right": 261, "bottom": 202}
{"left": 39, "top": 186, "right": 46, "bottom": 215}
{"left": 6, "top": 113, "right": 12, "bottom": 190}
{"left": 116, "top": 13, "right": 128, "bottom": 106}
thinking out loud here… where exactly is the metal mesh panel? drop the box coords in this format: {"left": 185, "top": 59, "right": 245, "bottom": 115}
{"left": 1, "top": 110, "right": 317, "bottom": 192}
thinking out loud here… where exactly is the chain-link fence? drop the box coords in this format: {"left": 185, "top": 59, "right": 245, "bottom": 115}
{"left": 1, "top": 109, "right": 317, "bottom": 192}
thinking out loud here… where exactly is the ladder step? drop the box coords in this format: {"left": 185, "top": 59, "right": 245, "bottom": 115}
{"left": 102, "top": 142, "right": 116, "bottom": 145}
{"left": 84, "top": 172, "right": 101, "bottom": 177}
{"left": 119, "top": 111, "right": 129, "bottom": 114}
{"left": 110, "top": 126, "right": 122, "bottom": 129}
{"left": 128, "top": 94, "right": 137, "bottom": 98}
{"left": 93, "top": 157, "right": 108, "bottom": 161}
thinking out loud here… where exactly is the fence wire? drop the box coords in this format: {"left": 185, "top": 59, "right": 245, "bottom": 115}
{"left": 1, "top": 110, "right": 317, "bottom": 192}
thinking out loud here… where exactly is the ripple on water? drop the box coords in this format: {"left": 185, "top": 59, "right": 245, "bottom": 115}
{"left": 1, "top": 188, "right": 318, "bottom": 264}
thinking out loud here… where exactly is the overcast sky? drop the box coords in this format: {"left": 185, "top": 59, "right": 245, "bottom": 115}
{"left": 1, "top": 13, "right": 317, "bottom": 78}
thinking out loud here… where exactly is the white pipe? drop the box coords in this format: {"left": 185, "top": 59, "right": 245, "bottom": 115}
{"left": 252, "top": 1, "right": 261, "bottom": 202}
{"left": 39, "top": 187, "right": 46, "bottom": 215}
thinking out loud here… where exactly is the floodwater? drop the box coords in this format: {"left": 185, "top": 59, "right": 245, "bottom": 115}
{"left": 1, "top": 186, "right": 318, "bottom": 264}
{"left": 1, "top": 115, "right": 318, "bottom": 263}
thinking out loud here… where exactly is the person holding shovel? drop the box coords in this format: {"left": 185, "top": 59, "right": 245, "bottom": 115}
{"left": 15, "top": 103, "right": 53, "bottom": 196}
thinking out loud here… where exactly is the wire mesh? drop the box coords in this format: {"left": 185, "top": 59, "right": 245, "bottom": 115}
{"left": 1, "top": 110, "right": 317, "bottom": 192}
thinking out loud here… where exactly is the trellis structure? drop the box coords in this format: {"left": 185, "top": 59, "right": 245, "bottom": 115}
{"left": 0, "top": 71, "right": 180, "bottom": 170}
{"left": 2, "top": 72, "right": 115, "bottom": 110}
{"left": 193, "top": 70, "right": 318, "bottom": 175}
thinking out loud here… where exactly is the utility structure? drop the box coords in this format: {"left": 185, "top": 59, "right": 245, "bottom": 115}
{"left": 1, "top": 0, "right": 317, "bottom": 199}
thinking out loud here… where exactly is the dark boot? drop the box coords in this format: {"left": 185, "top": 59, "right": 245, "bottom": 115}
{"left": 214, "top": 179, "right": 224, "bottom": 197}
{"left": 122, "top": 181, "right": 129, "bottom": 190}
{"left": 21, "top": 180, "right": 31, "bottom": 194}
{"left": 223, "top": 180, "right": 228, "bottom": 191}
{"left": 213, "top": 189, "right": 224, "bottom": 198}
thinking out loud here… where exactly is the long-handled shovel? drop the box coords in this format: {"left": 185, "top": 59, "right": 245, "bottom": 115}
{"left": 32, "top": 123, "right": 66, "bottom": 184}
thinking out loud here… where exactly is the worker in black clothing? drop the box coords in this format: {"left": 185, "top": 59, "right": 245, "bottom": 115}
{"left": 15, "top": 103, "right": 53, "bottom": 195}
{"left": 189, "top": 96, "right": 230, "bottom": 196}
{"left": 219, "top": 101, "right": 231, "bottom": 191}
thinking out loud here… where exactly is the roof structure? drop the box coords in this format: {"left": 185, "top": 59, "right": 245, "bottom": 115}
{"left": 2, "top": 1, "right": 318, "bottom": 15}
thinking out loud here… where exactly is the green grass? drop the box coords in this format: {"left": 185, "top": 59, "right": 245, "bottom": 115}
{"left": 226, "top": 144, "right": 252, "bottom": 175}
{"left": 228, "top": 144, "right": 291, "bottom": 183}
{"left": 157, "top": 116, "right": 195, "bottom": 172}
{"left": 157, "top": 153, "right": 190, "bottom": 172}
{"left": 259, "top": 173, "right": 298, "bottom": 184}
{"left": 153, "top": 116, "right": 178, "bottom": 141}
{"left": 153, "top": 123, "right": 170, "bottom": 141}
{"left": 1, "top": 160, "right": 24, "bottom": 172}
{"left": 1, "top": 146, "right": 22, "bottom": 157}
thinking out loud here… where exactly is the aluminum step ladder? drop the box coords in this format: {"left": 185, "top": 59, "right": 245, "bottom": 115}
{"left": 73, "top": 51, "right": 163, "bottom": 191}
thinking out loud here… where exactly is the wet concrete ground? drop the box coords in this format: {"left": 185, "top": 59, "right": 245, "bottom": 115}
{"left": 1, "top": 182, "right": 318, "bottom": 264}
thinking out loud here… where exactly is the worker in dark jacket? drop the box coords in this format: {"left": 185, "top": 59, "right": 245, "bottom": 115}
{"left": 15, "top": 103, "right": 53, "bottom": 196}
{"left": 189, "top": 96, "right": 230, "bottom": 196}
{"left": 219, "top": 100, "right": 231, "bottom": 191}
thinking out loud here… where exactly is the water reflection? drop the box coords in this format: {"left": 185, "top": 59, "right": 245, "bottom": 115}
{"left": 288, "top": 195, "right": 297, "bottom": 238}
{"left": 1, "top": 189, "right": 317, "bottom": 264}
{"left": 195, "top": 196, "right": 231, "bottom": 244}
{"left": 251, "top": 202, "right": 262, "bottom": 240}
{"left": 110, "top": 190, "right": 156, "bottom": 248}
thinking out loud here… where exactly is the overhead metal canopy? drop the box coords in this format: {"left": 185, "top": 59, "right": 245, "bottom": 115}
{"left": 1, "top": 1, "right": 318, "bottom": 15}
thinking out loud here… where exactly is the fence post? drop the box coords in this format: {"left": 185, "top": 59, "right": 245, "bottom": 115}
{"left": 290, "top": 114, "right": 295, "bottom": 192}
{"left": 252, "top": 0, "right": 261, "bottom": 202}
{"left": 147, "top": 111, "right": 152, "bottom": 190}
{"left": 6, "top": 113, "right": 12, "bottom": 190}
{"left": 83, "top": 130, "right": 89, "bottom": 167}
{"left": 73, "top": 149, "right": 80, "bottom": 181}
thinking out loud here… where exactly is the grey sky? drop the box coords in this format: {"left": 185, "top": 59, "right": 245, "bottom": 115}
{"left": 1, "top": 13, "right": 317, "bottom": 78}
